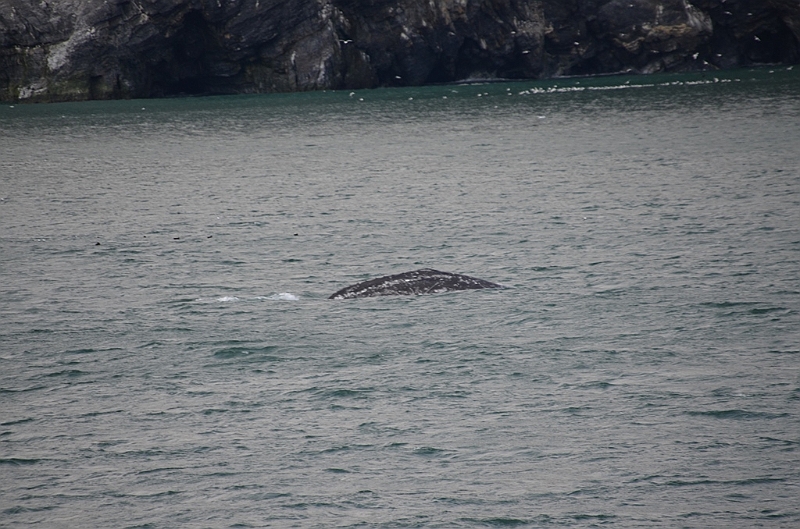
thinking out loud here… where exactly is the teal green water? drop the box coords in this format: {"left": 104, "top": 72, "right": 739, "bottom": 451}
{"left": 2, "top": 68, "right": 799, "bottom": 527}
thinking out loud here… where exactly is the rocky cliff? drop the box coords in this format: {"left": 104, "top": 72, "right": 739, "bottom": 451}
{"left": 1, "top": 0, "right": 798, "bottom": 102}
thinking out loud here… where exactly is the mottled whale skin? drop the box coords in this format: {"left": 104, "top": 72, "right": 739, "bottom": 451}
{"left": 329, "top": 268, "right": 503, "bottom": 300}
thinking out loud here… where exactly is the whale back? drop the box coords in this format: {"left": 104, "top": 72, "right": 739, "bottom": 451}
{"left": 329, "top": 268, "right": 503, "bottom": 299}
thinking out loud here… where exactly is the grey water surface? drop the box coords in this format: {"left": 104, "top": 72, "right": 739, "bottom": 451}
{"left": 2, "top": 68, "right": 799, "bottom": 528}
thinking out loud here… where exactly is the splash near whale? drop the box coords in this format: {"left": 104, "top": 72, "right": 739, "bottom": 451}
{"left": 329, "top": 268, "right": 504, "bottom": 300}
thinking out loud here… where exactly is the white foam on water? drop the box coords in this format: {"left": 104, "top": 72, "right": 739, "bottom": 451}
{"left": 216, "top": 296, "right": 240, "bottom": 302}
{"left": 270, "top": 292, "right": 299, "bottom": 301}
{"left": 196, "top": 293, "right": 299, "bottom": 303}
{"left": 516, "top": 77, "right": 740, "bottom": 97}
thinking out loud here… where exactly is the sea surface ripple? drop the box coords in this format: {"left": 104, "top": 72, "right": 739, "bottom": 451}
{"left": 1, "top": 68, "right": 799, "bottom": 528}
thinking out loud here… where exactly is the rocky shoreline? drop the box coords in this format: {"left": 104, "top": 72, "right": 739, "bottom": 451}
{"left": 2, "top": 0, "right": 798, "bottom": 103}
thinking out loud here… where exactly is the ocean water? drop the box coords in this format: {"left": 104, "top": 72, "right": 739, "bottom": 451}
{"left": 1, "top": 67, "right": 799, "bottom": 528}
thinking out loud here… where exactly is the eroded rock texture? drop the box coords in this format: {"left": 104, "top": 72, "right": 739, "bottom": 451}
{"left": 1, "top": 0, "right": 798, "bottom": 102}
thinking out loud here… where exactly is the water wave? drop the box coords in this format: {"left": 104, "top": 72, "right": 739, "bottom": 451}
{"left": 195, "top": 292, "right": 299, "bottom": 303}
{"left": 516, "top": 77, "right": 738, "bottom": 96}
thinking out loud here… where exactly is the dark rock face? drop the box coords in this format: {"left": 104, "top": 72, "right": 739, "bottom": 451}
{"left": 1, "top": 0, "right": 798, "bottom": 102}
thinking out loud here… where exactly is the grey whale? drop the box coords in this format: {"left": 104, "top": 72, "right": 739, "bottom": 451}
{"left": 329, "top": 268, "right": 504, "bottom": 300}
